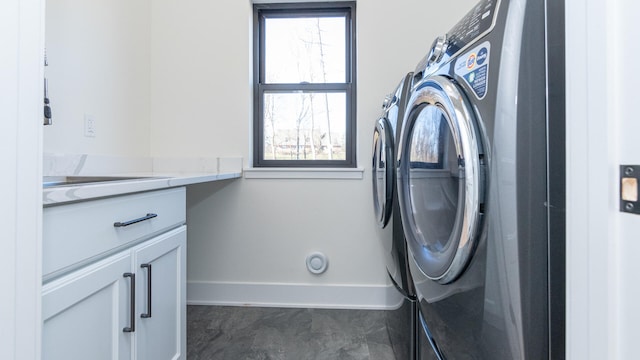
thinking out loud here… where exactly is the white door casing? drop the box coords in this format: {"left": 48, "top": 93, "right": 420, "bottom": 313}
{"left": 0, "top": 0, "right": 44, "bottom": 359}
{"left": 565, "top": 0, "right": 640, "bottom": 358}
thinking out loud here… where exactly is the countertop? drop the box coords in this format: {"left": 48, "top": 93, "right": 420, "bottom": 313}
{"left": 43, "top": 171, "right": 241, "bottom": 206}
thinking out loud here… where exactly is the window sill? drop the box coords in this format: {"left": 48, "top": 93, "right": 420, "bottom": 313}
{"left": 243, "top": 167, "right": 364, "bottom": 180}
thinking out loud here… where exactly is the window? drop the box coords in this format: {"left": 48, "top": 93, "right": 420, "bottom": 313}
{"left": 253, "top": 2, "right": 356, "bottom": 167}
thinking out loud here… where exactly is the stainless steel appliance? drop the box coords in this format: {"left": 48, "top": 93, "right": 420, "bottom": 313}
{"left": 371, "top": 72, "right": 418, "bottom": 360}
{"left": 396, "top": 0, "right": 565, "bottom": 358}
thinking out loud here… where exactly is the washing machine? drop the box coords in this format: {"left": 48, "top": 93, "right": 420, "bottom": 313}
{"left": 396, "top": 0, "right": 565, "bottom": 358}
{"left": 371, "top": 72, "right": 419, "bottom": 360}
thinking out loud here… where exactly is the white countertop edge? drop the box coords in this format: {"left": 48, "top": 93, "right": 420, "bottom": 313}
{"left": 43, "top": 172, "right": 242, "bottom": 205}
{"left": 243, "top": 167, "right": 365, "bottom": 180}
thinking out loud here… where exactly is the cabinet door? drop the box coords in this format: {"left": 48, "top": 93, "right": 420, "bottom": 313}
{"left": 42, "top": 252, "right": 134, "bottom": 360}
{"left": 134, "top": 226, "right": 186, "bottom": 360}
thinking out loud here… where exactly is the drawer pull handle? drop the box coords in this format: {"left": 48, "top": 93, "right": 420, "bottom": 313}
{"left": 114, "top": 213, "right": 157, "bottom": 227}
{"left": 141, "top": 263, "right": 152, "bottom": 318}
{"left": 123, "top": 272, "right": 135, "bottom": 333}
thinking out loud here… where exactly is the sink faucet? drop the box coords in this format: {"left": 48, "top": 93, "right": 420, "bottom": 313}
{"left": 44, "top": 78, "right": 52, "bottom": 125}
{"left": 43, "top": 48, "right": 52, "bottom": 126}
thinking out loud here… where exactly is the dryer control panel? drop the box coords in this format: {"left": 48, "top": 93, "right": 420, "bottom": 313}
{"left": 446, "top": 0, "right": 500, "bottom": 59}
{"left": 415, "top": 0, "right": 500, "bottom": 81}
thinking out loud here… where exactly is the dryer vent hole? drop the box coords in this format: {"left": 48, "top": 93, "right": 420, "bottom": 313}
{"left": 306, "top": 252, "right": 328, "bottom": 274}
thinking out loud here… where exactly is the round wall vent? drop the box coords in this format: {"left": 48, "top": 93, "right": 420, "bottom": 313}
{"left": 306, "top": 252, "right": 328, "bottom": 274}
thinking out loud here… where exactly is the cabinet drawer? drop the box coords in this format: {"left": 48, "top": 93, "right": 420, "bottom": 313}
{"left": 43, "top": 187, "right": 186, "bottom": 278}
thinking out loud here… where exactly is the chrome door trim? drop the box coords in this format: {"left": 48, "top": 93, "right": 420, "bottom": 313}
{"left": 398, "top": 75, "right": 484, "bottom": 284}
{"left": 372, "top": 116, "right": 395, "bottom": 228}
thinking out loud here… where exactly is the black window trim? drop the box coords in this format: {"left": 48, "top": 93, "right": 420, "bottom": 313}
{"left": 253, "top": 1, "right": 357, "bottom": 168}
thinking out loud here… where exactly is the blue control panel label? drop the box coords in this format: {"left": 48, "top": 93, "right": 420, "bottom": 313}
{"left": 455, "top": 41, "right": 490, "bottom": 99}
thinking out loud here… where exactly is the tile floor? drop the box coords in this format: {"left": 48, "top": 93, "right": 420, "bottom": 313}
{"left": 187, "top": 305, "right": 397, "bottom": 360}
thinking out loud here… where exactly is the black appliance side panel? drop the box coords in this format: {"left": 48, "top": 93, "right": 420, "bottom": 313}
{"left": 516, "top": 0, "right": 550, "bottom": 358}
{"left": 545, "top": 0, "right": 566, "bottom": 358}
{"left": 385, "top": 295, "right": 418, "bottom": 360}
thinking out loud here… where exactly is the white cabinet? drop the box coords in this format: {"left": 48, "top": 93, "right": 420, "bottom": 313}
{"left": 43, "top": 188, "right": 186, "bottom": 279}
{"left": 42, "top": 188, "right": 186, "bottom": 360}
{"left": 42, "top": 252, "right": 133, "bottom": 360}
{"left": 134, "top": 227, "right": 186, "bottom": 360}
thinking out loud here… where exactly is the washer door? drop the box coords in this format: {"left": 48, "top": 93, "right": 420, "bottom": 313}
{"left": 372, "top": 116, "right": 395, "bottom": 228}
{"left": 398, "top": 75, "right": 484, "bottom": 284}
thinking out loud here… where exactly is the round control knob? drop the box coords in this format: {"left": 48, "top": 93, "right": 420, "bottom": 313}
{"left": 427, "top": 35, "right": 447, "bottom": 66}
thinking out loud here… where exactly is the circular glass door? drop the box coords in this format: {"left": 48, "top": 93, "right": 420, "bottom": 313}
{"left": 398, "top": 75, "right": 484, "bottom": 284}
{"left": 372, "top": 116, "right": 395, "bottom": 228}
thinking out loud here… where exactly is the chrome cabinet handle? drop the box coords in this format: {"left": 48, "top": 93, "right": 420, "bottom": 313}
{"left": 140, "top": 264, "right": 152, "bottom": 318}
{"left": 114, "top": 213, "right": 157, "bottom": 228}
{"left": 123, "top": 273, "right": 135, "bottom": 333}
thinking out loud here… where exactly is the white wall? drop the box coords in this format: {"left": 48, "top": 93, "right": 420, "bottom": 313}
{"left": 149, "top": 0, "right": 251, "bottom": 158}
{"left": 149, "top": 0, "right": 476, "bottom": 308}
{"left": 44, "top": 0, "right": 151, "bottom": 157}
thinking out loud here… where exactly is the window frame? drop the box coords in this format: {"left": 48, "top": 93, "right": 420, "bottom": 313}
{"left": 252, "top": 1, "right": 357, "bottom": 168}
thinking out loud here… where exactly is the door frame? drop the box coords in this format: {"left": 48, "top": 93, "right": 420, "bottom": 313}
{"left": 0, "top": 0, "right": 45, "bottom": 359}
{"left": 565, "top": 0, "right": 627, "bottom": 358}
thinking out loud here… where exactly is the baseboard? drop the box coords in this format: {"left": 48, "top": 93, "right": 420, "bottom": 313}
{"left": 187, "top": 281, "right": 404, "bottom": 310}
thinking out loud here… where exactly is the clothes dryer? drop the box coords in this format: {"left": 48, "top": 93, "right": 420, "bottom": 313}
{"left": 371, "top": 72, "right": 419, "bottom": 360}
{"left": 396, "top": 0, "right": 565, "bottom": 358}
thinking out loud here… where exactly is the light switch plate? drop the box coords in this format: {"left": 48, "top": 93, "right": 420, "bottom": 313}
{"left": 84, "top": 114, "right": 96, "bottom": 137}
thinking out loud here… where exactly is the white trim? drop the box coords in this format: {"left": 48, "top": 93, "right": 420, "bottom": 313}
{"left": 243, "top": 167, "right": 364, "bottom": 179}
{"left": 0, "top": 0, "right": 44, "bottom": 358}
{"left": 565, "top": 0, "right": 616, "bottom": 359}
{"left": 252, "top": 0, "right": 350, "bottom": 3}
{"left": 187, "top": 281, "right": 403, "bottom": 310}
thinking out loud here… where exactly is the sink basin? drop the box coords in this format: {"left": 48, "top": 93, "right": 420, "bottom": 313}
{"left": 43, "top": 176, "right": 157, "bottom": 188}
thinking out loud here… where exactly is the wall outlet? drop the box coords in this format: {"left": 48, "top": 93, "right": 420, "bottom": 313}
{"left": 84, "top": 114, "right": 96, "bottom": 137}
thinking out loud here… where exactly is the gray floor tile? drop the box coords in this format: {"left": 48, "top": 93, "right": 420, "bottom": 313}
{"left": 187, "top": 306, "right": 397, "bottom": 360}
